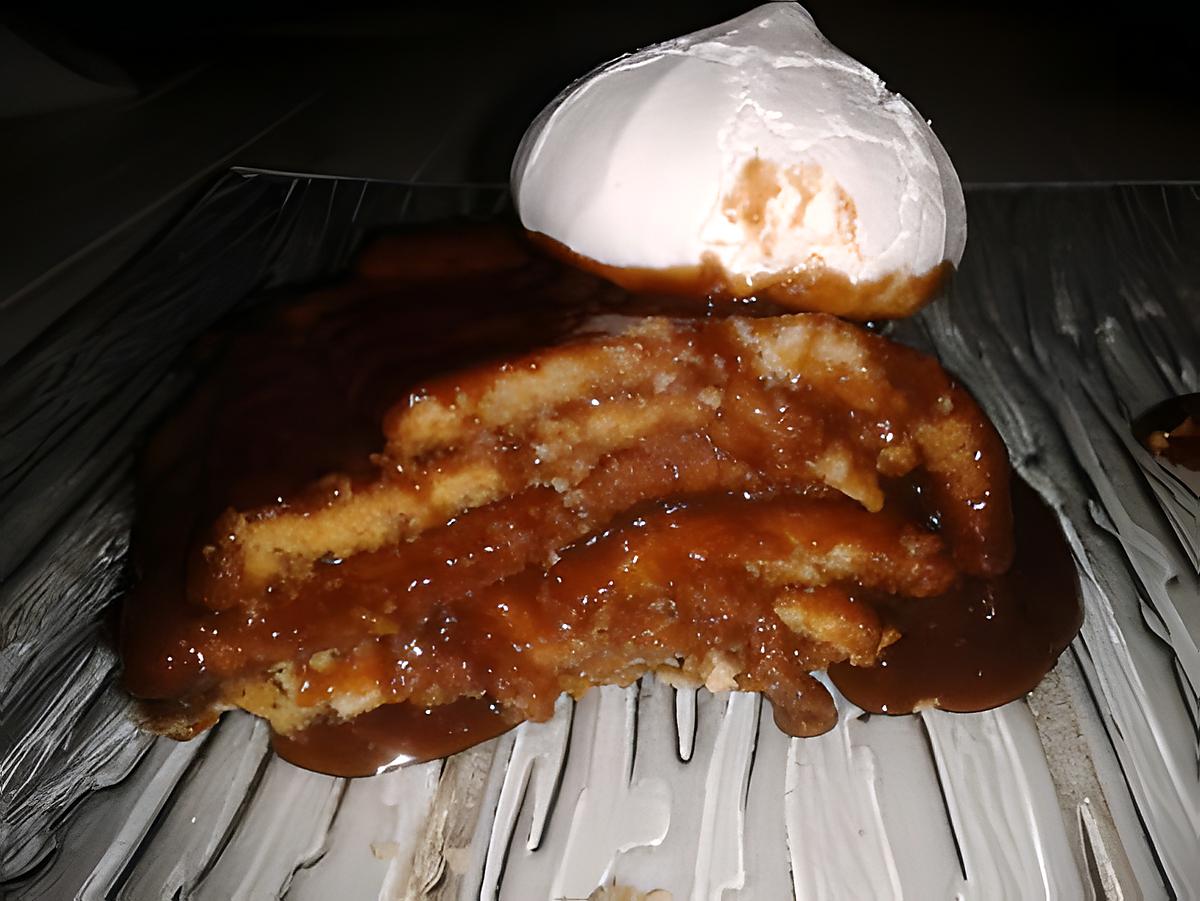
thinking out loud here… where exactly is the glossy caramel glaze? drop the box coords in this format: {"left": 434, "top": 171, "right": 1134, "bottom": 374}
{"left": 272, "top": 697, "right": 513, "bottom": 777}
{"left": 187, "top": 306, "right": 1012, "bottom": 608}
{"left": 829, "top": 479, "right": 1083, "bottom": 713}
{"left": 121, "top": 225, "right": 1080, "bottom": 775}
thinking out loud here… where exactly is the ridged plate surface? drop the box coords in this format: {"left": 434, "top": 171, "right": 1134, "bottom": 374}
{"left": 1, "top": 175, "right": 1196, "bottom": 900}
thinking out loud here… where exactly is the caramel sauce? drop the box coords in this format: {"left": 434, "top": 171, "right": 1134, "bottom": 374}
{"left": 1133, "top": 393, "right": 1200, "bottom": 471}
{"left": 121, "top": 225, "right": 1081, "bottom": 775}
{"left": 829, "top": 479, "right": 1082, "bottom": 714}
{"left": 526, "top": 234, "right": 952, "bottom": 322}
{"left": 272, "top": 697, "right": 513, "bottom": 777}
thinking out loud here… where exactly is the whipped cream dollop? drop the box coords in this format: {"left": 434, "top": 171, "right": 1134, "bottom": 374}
{"left": 511, "top": 2, "right": 966, "bottom": 315}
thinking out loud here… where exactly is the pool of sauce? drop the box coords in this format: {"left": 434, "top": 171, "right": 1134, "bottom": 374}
{"left": 121, "top": 225, "right": 1082, "bottom": 776}
{"left": 828, "top": 479, "right": 1083, "bottom": 713}
{"left": 1133, "top": 393, "right": 1200, "bottom": 471}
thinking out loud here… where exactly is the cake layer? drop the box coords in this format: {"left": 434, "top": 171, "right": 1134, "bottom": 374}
{"left": 190, "top": 310, "right": 1010, "bottom": 610}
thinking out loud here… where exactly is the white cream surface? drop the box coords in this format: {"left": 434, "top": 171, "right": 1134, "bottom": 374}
{"left": 511, "top": 1, "right": 966, "bottom": 290}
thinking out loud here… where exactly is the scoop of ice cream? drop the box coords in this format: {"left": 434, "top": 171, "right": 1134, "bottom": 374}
{"left": 511, "top": 1, "right": 966, "bottom": 318}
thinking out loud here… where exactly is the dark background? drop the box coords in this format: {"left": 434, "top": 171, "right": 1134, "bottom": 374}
{"left": 1, "top": 1, "right": 1197, "bottom": 361}
{"left": 6, "top": 0, "right": 1199, "bottom": 183}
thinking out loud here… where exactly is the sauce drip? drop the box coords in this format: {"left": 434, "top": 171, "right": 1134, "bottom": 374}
{"left": 1133, "top": 393, "right": 1200, "bottom": 471}
{"left": 272, "top": 697, "right": 513, "bottom": 777}
{"left": 829, "top": 479, "right": 1082, "bottom": 713}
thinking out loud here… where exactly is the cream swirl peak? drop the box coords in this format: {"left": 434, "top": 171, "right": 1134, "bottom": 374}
{"left": 511, "top": 2, "right": 965, "bottom": 317}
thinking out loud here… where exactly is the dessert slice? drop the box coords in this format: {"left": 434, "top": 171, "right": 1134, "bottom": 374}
{"left": 122, "top": 246, "right": 1012, "bottom": 774}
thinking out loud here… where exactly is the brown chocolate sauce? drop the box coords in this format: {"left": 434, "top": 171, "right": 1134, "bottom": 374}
{"left": 1133, "top": 393, "right": 1200, "bottom": 471}
{"left": 829, "top": 479, "right": 1082, "bottom": 714}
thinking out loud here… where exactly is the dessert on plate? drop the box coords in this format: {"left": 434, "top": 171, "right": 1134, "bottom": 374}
{"left": 121, "top": 3, "right": 1081, "bottom": 776}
